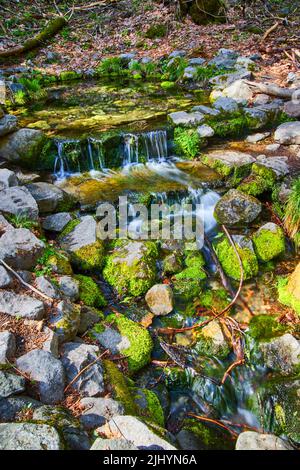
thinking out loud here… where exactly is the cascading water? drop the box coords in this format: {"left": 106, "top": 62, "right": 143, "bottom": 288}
{"left": 122, "top": 129, "right": 169, "bottom": 166}
{"left": 87, "top": 137, "right": 105, "bottom": 172}
{"left": 53, "top": 139, "right": 81, "bottom": 179}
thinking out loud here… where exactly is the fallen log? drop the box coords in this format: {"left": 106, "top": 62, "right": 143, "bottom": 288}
{"left": 0, "top": 16, "right": 67, "bottom": 58}
{"left": 245, "top": 80, "right": 300, "bottom": 99}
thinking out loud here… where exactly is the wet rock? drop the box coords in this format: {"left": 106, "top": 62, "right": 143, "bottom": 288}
{"left": 0, "top": 290, "right": 45, "bottom": 320}
{"left": 49, "top": 300, "right": 81, "bottom": 344}
{"left": 0, "top": 331, "right": 16, "bottom": 364}
{"left": 259, "top": 333, "right": 300, "bottom": 375}
{"left": 36, "top": 276, "right": 60, "bottom": 299}
{"left": 0, "top": 186, "right": 39, "bottom": 220}
{"left": 42, "top": 212, "right": 73, "bottom": 232}
{"left": 0, "top": 265, "right": 12, "bottom": 288}
{"left": 145, "top": 284, "right": 174, "bottom": 316}
{"left": 0, "top": 423, "right": 63, "bottom": 450}
{"left": 252, "top": 222, "right": 285, "bottom": 262}
{"left": 275, "top": 121, "right": 300, "bottom": 145}
{"left": 197, "top": 124, "right": 214, "bottom": 138}
{"left": 80, "top": 397, "right": 124, "bottom": 430}
{"left": 235, "top": 431, "right": 293, "bottom": 450}
{"left": 91, "top": 438, "right": 138, "bottom": 450}
{"left": 16, "top": 349, "right": 65, "bottom": 404}
{"left": 194, "top": 320, "right": 230, "bottom": 357}
{"left": 256, "top": 155, "right": 289, "bottom": 177}
{"left": 0, "top": 114, "right": 18, "bottom": 137}
{"left": 213, "top": 97, "right": 239, "bottom": 114}
{"left": 0, "top": 128, "right": 47, "bottom": 168}
{"left": 283, "top": 101, "right": 300, "bottom": 118}
{"left": 98, "top": 415, "right": 176, "bottom": 450}
{"left": 214, "top": 189, "right": 262, "bottom": 226}
{"left": 0, "top": 168, "right": 19, "bottom": 189}
{"left": 26, "top": 182, "right": 74, "bottom": 214}
{"left": 0, "top": 371, "right": 25, "bottom": 397}
{"left": 0, "top": 228, "right": 45, "bottom": 270}
{"left": 0, "top": 396, "right": 42, "bottom": 421}
{"left": 58, "top": 275, "right": 79, "bottom": 301}
{"left": 42, "top": 326, "right": 59, "bottom": 358}
{"left": 32, "top": 405, "right": 90, "bottom": 450}
{"left": 61, "top": 342, "right": 104, "bottom": 397}
{"left": 246, "top": 132, "right": 270, "bottom": 143}
{"left": 168, "top": 111, "right": 205, "bottom": 126}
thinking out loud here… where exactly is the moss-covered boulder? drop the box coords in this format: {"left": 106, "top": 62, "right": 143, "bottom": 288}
{"left": 96, "top": 313, "right": 153, "bottom": 373}
{"left": 252, "top": 222, "right": 285, "bottom": 262}
{"left": 59, "top": 216, "right": 105, "bottom": 272}
{"left": 103, "top": 240, "right": 158, "bottom": 297}
{"left": 215, "top": 234, "right": 258, "bottom": 280}
{"left": 214, "top": 189, "right": 262, "bottom": 226}
{"left": 177, "top": 419, "right": 234, "bottom": 450}
{"left": 247, "top": 315, "right": 289, "bottom": 343}
{"left": 201, "top": 150, "right": 255, "bottom": 179}
{"left": 238, "top": 163, "right": 277, "bottom": 197}
{"left": 173, "top": 251, "right": 206, "bottom": 301}
{"left": 74, "top": 274, "right": 106, "bottom": 308}
{"left": 277, "top": 262, "right": 300, "bottom": 315}
{"left": 0, "top": 128, "right": 48, "bottom": 169}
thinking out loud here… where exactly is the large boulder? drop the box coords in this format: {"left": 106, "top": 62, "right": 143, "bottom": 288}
{"left": 209, "top": 70, "right": 252, "bottom": 91}
{"left": 214, "top": 189, "right": 262, "bottom": 226}
{"left": 202, "top": 150, "right": 255, "bottom": 177}
{"left": 26, "top": 182, "right": 74, "bottom": 214}
{"left": 16, "top": 350, "right": 65, "bottom": 404}
{"left": 42, "top": 212, "right": 73, "bottom": 232}
{"left": 61, "top": 342, "right": 104, "bottom": 397}
{"left": 168, "top": 111, "right": 205, "bottom": 127}
{"left": 91, "top": 438, "right": 138, "bottom": 450}
{"left": 255, "top": 155, "right": 289, "bottom": 178}
{"left": 0, "top": 290, "right": 45, "bottom": 320}
{"left": 145, "top": 284, "right": 174, "bottom": 316}
{"left": 0, "top": 114, "right": 18, "bottom": 137}
{"left": 235, "top": 431, "right": 293, "bottom": 450}
{"left": 221, "top": 79, "right": 253, "bottom": 104}
{"left": 275, "top": 121, "right": 300, "bottom": 145}
{"left": 0, "top": 186, "right": 39, "bottom": 220}
{"left": 0, "top": 423, "right": 63, "bottom": 450}
{"left": 0, "top": 228, "right": 45, "bottom": 270}
{"left": 0, "top": 128, "right": 47, "bottom": 168}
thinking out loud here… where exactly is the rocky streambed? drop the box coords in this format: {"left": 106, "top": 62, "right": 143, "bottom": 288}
{"left": 0, "top": 48, "right": 299, "bottom": 451}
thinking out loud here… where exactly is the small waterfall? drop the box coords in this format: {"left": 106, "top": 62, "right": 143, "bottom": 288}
{"left": 87, "top": 137, "right": 105, "bottom": 171}
{"left": 54, "top": 139, "right": 81, "bottom": 179}
{"left": 123, "top": 133, "right": 139, "bottom": 166}
{"left": 122, "top": 129, "right": 168, "bottom": 166}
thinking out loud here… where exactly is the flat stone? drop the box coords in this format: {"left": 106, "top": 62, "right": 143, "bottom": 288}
{"left": 58, "top": 275, "right": 79, "bottom": 301}
{"left": 0, "top": 423, "right": 63, "bottom": 450}
{"left": 202, "top": 150, "right": 255, "bottom": 175}
{"left": 42, "top": 212, "right": 73, "bottom": 232}
{"left": 60, "top": 215, "right": 97, "bottom": 253}
{"left": 26, "top": 182, "right": 73, "bottom": 214}
{"left": 169, "top": 50, "right": 186, "bottom": 58}
{"left": 0, "top": 331, "right": 16, "bottom": 364}
{"left": 168, "top": 111, "right": 205, "bottom": 126}
{"left": 80, "top": 397, "right": 124, "bottom": 430}
{"left": 188, "top": 57, "right": 205, "bottom": 66}
{"left": 246, "top": 132, "right": 270, "bottom": 143}
{"left": 213, "top": 97, "right": 239, "bottom": 113}
{"left": 61, "top": 342, "right": 104, "bottom": 397}
{"left": 16, "top": 349, "right": 65, "bottom": 404}
{"left": 256, "top": 155, "right": 289, "bottom": 177}
{"left": 0, "top": 114, "right": 18, "bottom": 137}
{"left": 236, "top": 431, "right": 293, "bottom": 450}
{"left": 275, "top": 121, "right": 300, "bottom": 145}
{"left": 36, "top": 276, "right": 60, "bottom": 299}
{"left": 0, "top": 371, "right": 25, "bottom": 397}
{"left": 0, "top": 290, "right": 45, "bottom": 320}
{"left": 91, "top": 438, "right": 138, "bottom": 450}
{"left": 214, "top": 189, "right": 262, "bottom": 226}
{"left": 197, "top": 124, "right": 215, "bottom": 138}
{"left": 0, "top": 265, "right": 12, "bottom": 288}
{"left": 191, "top": 105, "right": 220, "bottom": 116}
{"left": 210, "top": 70, "right": 251, "bottom": 90}
{"left": 145, "top": 284, "right": 174, "bottom": 316}
{"left": 0, "top": 186, "right": 39, "bottom": 220}
{"left": 0, "top": 168, "right": 19, "bottom": 190}
{"left": 0, "top": 228, "right": 45, "bottom": 270}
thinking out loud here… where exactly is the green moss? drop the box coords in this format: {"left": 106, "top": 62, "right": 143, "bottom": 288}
{"left": 59, "top": 71, "right": 82, "bottom": 81}
{"left": 103, "top": 360, "right": 138, "bottom": 415}
{"left": 198, "top": 288, "right": 229, "bottom": 312}
{"left": 238, "top": 163, "right": 277, "bottom": 196}
{"left": 174, "top": 127, "right": 202, "bottom": 159}
{"left": 134, "top": 388, "right": 164, "bottom": 427}
{"left": 277, "top": 276, "right": 300, "bottom": 315}
{"left": 106, "top": 313, "right": 153, "bottom": 373}
{"left": 175, "top": 253, "right": 206, "bottom": 281}
{"left": 215, "top": 236, "right": 258, "bottom": 281}
{"left": 248, "top": 314, "right": 288, "bottom": 341}
{"left": 71, "top": 241, "right": 105, "bottom": 272}
{"left": 145, "top": 23, "right": 167, "bottom": 39}
{"left": 201, "top": 154, "right": 252, "bottom": 183}
{"left": 181, "top": 419, "right": 234, "bottom": 450}
{"left": 160, "top": 81, "right": 176, "bottom": 89}
{"left": 252, "top": 225, "right": 285, "bottom": 262}
{"left": 103, "top": 241, "right": 158, "bottom": 297}
{"left": 96, "top": 57, "right": 126, "bottom": 77}
{"left": 59, "top": 219, "right": 81, "bottom": 239}
{"left": 208, "top": 113, "right": 249, "bottom": 138}
{"left": 47, "top": 252, "right": 73, "bottom": 275}
{"left": 75, "top": 274, "right": 106, "bottom": 308}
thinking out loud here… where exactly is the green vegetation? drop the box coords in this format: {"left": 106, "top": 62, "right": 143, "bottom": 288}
{"left": 174, "top": 127, "right": 203, "bottom": 159}
{"left": 74, "top": 274, "right": 106, "bottom": 308}
{"left": 238, "top": 163, "right": 277, "bottom": 196}
{"left": 145, "top": 23, "right": 167, "bottom": 39}
{"left": 284, "top": 177, "right": 300, "bottom": 248}
{"left": 248, "top": 314, "right": 288, "bottom": 341}
{"left": 277, "top": 276, "right": 300, "bottom": 316}
{"left": 215, "top": 236, "right": 258, "bottom": 281}
{"left": 252, "top": 224, "right": 285, "bottom": 262}
{"left": 7, "top": 214, "right": 39, "bottom": 231}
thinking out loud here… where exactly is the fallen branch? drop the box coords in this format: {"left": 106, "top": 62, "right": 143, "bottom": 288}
{"left": 0, "top": 16, "right": 67, "bottom": 58}
{"left": 262, "top": 21, "right": 280, "bottom": 41}
{"left": 187, "top": 413, "right": 238, "bottom": 437}
{"left": 220, "top": 359, "right": 245, "bottom": 385}
{"left": 64, "top": 349, "right": 109, "bottom": 394}
{"left": 0, "top": 259, "right": 54, "bottom": 303}
{"left": 245, "top": 80, "right": 299, "bottom": 99}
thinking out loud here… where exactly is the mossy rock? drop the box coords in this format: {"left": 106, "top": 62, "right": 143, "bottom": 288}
{"left": 71, "top": 241, "right": 105, "bottom": 272}
{"left": 178, "top": 419, "right": 234, "bottom": 450}
{"left": 173, "top": 252, "right": 206, "bottom": 301}
{"left": 252, "top": 222, "right": 285, "bottom": 262}
{"left": 133, "top": 388, "right": 165, "bottom": 427}
{"left": 278, "top": 275, "right": 300, "bottom": 316}
{"left": 59, "top": 71, "right": 82, "bottom": 82}
{"left": 247, "top": 315, "right": 289, "bottom": 342}
{"left": 145, "top": 23, "right": 167, "bottom": 39}
{"left": 105, "top": 313, "right": 153, "bottom": 373}
{"left": 74, "top": 274, "right": 106, "bottom": 308}
{"left": 238, "top": 163, "right": 277, "bottom": 196}
{"left": 215, "top": 235, "right": 258, "bottom": 281}
{"left": 193, "top": 320, "right": 231, "bottom": 359}
{"left": 103, "top": 240, "right": 158, "bottom": 297}
{"left": 46, "top": 252, "right": 73, "bottom": 275}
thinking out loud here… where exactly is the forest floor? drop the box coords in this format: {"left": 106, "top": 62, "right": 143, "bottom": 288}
{"left": 0, "top": 0, "right": 299, "bottom": 85}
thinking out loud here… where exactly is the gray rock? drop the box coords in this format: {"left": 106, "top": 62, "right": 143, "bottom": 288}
{"left": 145, "top": 284, "right": 174, "bottom": 316}
{"left": 94, "top": 326, "right": 130, "bottom": 354}
{"left": 191, "top": 105, "right": 220, "bottom": 116}
{"left": 275, "top": 121, "right": 300, "bottom": 145}
{"left": 78, "top": 306, "right": 102, "bottom": 334}
{"left": 16, "top": 350, "right": 65, "bottom": 404}
{"left": 256, "top": 155, "right": 289, "bottom": 177}
{"left": 16, "top": 270, "right": 34, "bottom": 284}
{"left": 0, "top": 168, "right": 19, "bottom": 190}
{"left": 266, "top": 143, "right": 281, "bottom": 152}
{"left": 208, "top": 55, "right": 236, "bottom": 70}
{"left": 283, "top": 101, "right": 300, "bottom": 118}
{"left": 0, "top": 214, "right": 13, "bottom": 232}
{"left": 243, "top": 107, "right": 268, "bottom": 129}
{"left": 0, "top": 423, "right": 63, "bottom": 450}
{"left": 253, "top": 93, "right": 272, "bottom": 106}
{"left": 58, "top": 275, "right": 79, "bottom": 301}
{"left": 36, "top": 276, "right": 60, "bottom": 299}
{"left": 246, "top": 132, "right": 270, "bottom": 143}
{"left": 0, "top": 186, "right": 39, "bottom": 220}
{"left": 0, "top": 396, "right": 42, "bottom": 421}
{"left": 168, "top": 111, "right": 205, "bottom": 126}
{"left": 177, "top": 429, "right": 205, "bottom": 450}
{"left": 197, "top": 124, "right": 214, "bottom": 138}
{"left": 0, "top": 371, "right": 25, "bottom": 397}
{"left": 235, "top": 431, "right": 293, "bottom": 450}
{"left": 202, "top": 150, "right": 255, "bottom": 175}
{"left": 0, "top": 331, "right": 16, "bottom": 364}
{"left": 26, "top": 182, "right": 73, "bottom": 214}
{"left": 0, "top": 265, "right": 12, "bottom": 288}
{"left": 42, "top": 212, "right": 73, "bottom": 232}
{"left": 80, "top": 397, "right": 124, "bottom": 430}
{"left": 188, "top": 57, "right": 205, "bottom": 66}
{"left": 0, "top": 128, "right": 46, "bottom": 167}
{"left": 214, "top": 189, "right": 262, "bottom": 226}
{"left": 259, "top": 333, "right": 300, "bottom": 375}
{"left": 91, "top": 438, "right": 138, "bottom": 450}
{"left": 235, "top": 56, "right": 256, "bottom": 70}
{"left": 0, "top": 290, "right": 45, "bottom": 320}
{"left": 0, "top": 228, "right": 45, "bottom": 270}
{"left": 222, "top": 79, "right": 253, "bottom": 104}
{"left": 209, "top": 70, "right": 251, "bottom": 90}
{"left": 169, "top": 50, "right": 186, "bottom": 58}
{"left": 0, "top": 114, "right": 18, "bottom": 137}
{"left": 213, "top": 97, "right": 239, "bottom": 114}
{"left": 61, "top": 342, "right": 104, "bottom": 397}
{"left": 42, "top": 326, "right": 59, "bottom": 358}
{"left": 183, "top": 66, "right": 197, "bottom": 80}
{"left": 98, "top": 416, "right": 176, "bottom": 450}
{"left": 49, "top": 300, "right": 81, "bottom": 343}
{"left": 60, "top": 215, "right": 96, "bottom": 254}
